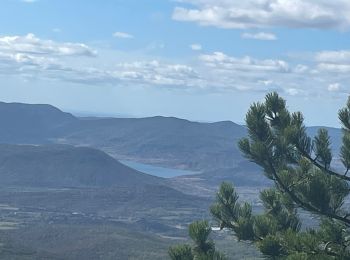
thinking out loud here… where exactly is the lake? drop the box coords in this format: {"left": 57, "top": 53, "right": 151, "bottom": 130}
{"left": 120, "top": 160, "right": 199, "bottom": 178}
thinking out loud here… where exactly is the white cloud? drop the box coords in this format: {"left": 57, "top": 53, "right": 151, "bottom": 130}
{"left": 294, "top": 64, "right": 309, "bottom": 73}
{"left": 318, "top": 63, "right": 350, "bottom": 73}
{"left": 173, "top": 0, "right": 350, "bottom": 30}
{"left": 0, "top": 34, "right": 96, "bottom": 57}
{"left": 258, "top": 80, "right": 274, "bottom": 86}
{"left": 199, "top": 52, "right": 289, "bottom": 72}
{"left": 191, "top": 50, "right": 350, "bottom": 97}
{"left": 0, "top": 34, "right": 200, "bottom": 88}
{"left": 0, "top": 34, "right": 98, "bottom": 84}
{"left": 193, "top": 51, "right": 304, "bottom": 94}
{"left": 113, "top": 32, "right": 134, "bottom": 39}
{"left": 315, "top": 50, "right": 350, "bottom": 74}
{"left": 1, "top": 34, "right": 349, "bottom": 99}
{"left": 241, "top": 32, "right": 277, "bottom": 41}
{"left": 0, "top": 55, "right": 201, "bottom": 88}
{"left": 285, "top": 88, "right": 300, "bottom": 96}
{"left": 328, "top": 83, "right": 341, "bottom": 92}
{"left": 111, "top": 60, "right": 200, "bottom": 87}
{"left": 316, "top": 50, "right": 350, "bottom": 64}
{"left": 190, "top": 44, "right": 202, "bottom": 51}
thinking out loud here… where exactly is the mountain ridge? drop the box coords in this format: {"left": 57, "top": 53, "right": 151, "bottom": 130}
{"left": 0, "top": 101, "right": 343, "bottom": 172}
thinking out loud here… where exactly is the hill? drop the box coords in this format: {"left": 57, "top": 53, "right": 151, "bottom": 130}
{"left": 55, "top": 116, "right": 248, "bottom": 171}
{"left": 0, "top": 102, "right": 76, "bottom": 143}
{"left": 0, "top": 144, "right": 161, "bottom": 188}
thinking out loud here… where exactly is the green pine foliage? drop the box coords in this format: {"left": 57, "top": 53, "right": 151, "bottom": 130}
{"left": 169, "top": 244, "right": 194, "bottom": 260}
{"left": 211, "top": 92, "right": 350, "bottom": 259}
{"left": 168, "top": 220, "right": 226, "bottom": 260}
{"left": 171, "top": 92, "right": 350, "bottom": 259}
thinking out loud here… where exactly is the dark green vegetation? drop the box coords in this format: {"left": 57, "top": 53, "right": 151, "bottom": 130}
{"left": 235, "top": 93, "right": 350, "bottom": 258}
{"left": 172, "top": 92, "right": 350, "bottom": 259}
{"left": 169, "top": 221, "right": 226, "bottom": 260}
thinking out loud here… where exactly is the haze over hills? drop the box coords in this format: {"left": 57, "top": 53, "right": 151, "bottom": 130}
{"left": 0, "top": 143, "right": 215, "bottom": 259}
{"left": 0, "top": 101, "right": 343, "bottom": 172}
{"left": 60, "top": 116, "right": 248, "bottom": 171}
{"left": 0, "top": 101, "right": 343, "bottom": 259}
{"left": 0, "top": 102, "right": 76, "bottom": 143}
{"left": 0, "top": 144, "right": 162, "bottom": 188}
{"left": 0, "top": 101, "right": 248, "bottom": 171}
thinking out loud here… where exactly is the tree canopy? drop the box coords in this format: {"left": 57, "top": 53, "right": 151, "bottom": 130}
{"left": 168, "top": 220, "right": 226, "bottom": 260}
{"left": 170, "top": 92, "right": 350, "bottom": 259}
{"left": 211, "top": 92, "right": 350, "bottom": 259}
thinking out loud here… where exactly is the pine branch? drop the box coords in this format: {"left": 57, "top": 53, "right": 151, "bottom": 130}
{"left": 323, "top": 241, "right": 345, "bottom": 258}
{"left": 267, "top": 159, "right": 350, "bottom": 227}
{"left": 287, "top": 175, "right": 310, "bottom": 191}
{"left": 297, "top": 147, "right": 350, "bottom": 182}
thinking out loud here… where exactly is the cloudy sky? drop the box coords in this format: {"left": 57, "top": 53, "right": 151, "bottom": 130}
{"left": 1, "top": 0, "right": 350, "bottom": 126}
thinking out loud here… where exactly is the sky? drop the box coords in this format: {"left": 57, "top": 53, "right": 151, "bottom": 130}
{"left": 0, "top": 0, "right": 350, "bottom": 126}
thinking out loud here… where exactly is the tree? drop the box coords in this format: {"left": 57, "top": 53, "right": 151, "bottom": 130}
{"left": 211, "top": 92, "right": 350, "bottom": 259}
{"left": 168, "top": 220, "right": 226, "bottom": 260}
{"left": 169, "top": 244, "right": 193, "bottom": 260}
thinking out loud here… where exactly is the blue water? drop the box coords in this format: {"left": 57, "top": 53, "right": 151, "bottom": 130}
{"left": 120, "top": 160, "right": 199, "bottom": 178}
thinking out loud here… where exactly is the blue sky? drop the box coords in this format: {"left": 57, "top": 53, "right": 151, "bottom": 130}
{"left": 1, "top": 0, "right": 350, "bottom": 126}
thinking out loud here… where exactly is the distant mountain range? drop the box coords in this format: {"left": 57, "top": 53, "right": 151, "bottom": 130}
{"left": 0, "top": 101, "right": 343, "bottom": 171}
{"left": 0, "top": 101, "right": 344, "bottom": 190}
{"left": 0, "top": 101, "right": 248, "bottom": 171}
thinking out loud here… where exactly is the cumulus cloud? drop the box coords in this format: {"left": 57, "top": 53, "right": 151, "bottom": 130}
{"left": 328, "top": 83, "right": 341, "bottom": 92}
{"left": 113, "top": 32, "right": 134, "bottom": 39}
{"left": 189, "top": 50, "right": 349, "bottom": 97}
{"left": 1, "top": 34, "right": 349, "bottom": 98}
{"left": 315, "top": 50, "right": 350, "bottom": 73}
{"left": 0, "top": 34, "right": 200, "bottom": 88}
{"left": 0, "top": 34, "right": 99, "bottom": 84}
{"left": 173, "top": 0, "right": 350, "bottom": 30}
{"left": 241, "top": 32, "right": 277, "bottom": 41}
{"left": 316, "top": 50, "right": 350, "bottom": 64}
{"left": 111, "top": 60, "right": 200, "bottom": 87}
{"left": 258, "top": 80, "right": 274, "bottom": 86}
{"left": 294, "top": 64, "right": 309, "bottom": 73}
{"left": 318, "top": 63, "right": 350, "bottom": 73}
{"left": 0, "top": 34, "right": 98, "bottom": 83}
{"left": 285, "top": 88, "right": 300, "bottom": 96}
{"left": 192, "top": 51, "right": 304, "bottom": 94}
{"left": 0, "top": 34, "right": 96, "bottom": 57}
{"left": 190, "top": 44, "right": 202, "bottom": 51}
{"left": 199, "top": 52, "right": 289, "bottom": 72}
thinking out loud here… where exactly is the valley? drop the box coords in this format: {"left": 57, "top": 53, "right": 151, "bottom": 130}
{"left": 0, "top": 101, "right": 343, "bottom": 259}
